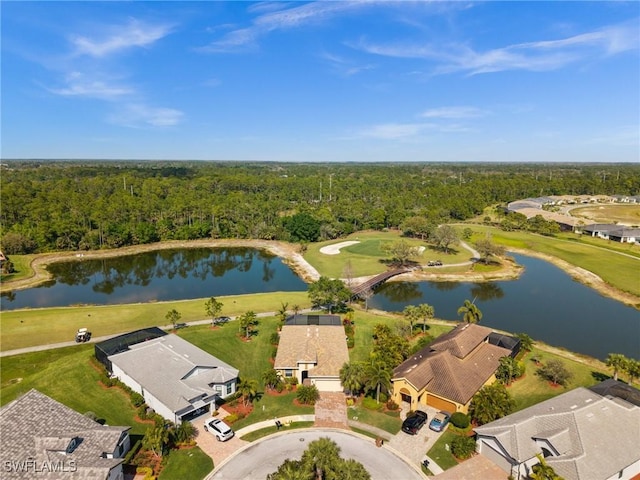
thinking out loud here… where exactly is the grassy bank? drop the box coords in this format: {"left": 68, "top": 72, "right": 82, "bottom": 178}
{"left": 464, "top": 225, "right": 640, "bottom": 297}
{"left": 1, "top": 291, "right": 310, "bottom": 352}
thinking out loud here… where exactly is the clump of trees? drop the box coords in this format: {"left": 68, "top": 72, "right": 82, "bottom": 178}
{"left": 536, "top": 359, "right": 572, "bottom": 387}
{"left": 469, "top": 383, "right": 515, "bottom": 425}
{"left": 307, "top": 276, "right": 351, "bottom": 313}
{"left": 605, "top": 353, "right": 640, "bottom": 384}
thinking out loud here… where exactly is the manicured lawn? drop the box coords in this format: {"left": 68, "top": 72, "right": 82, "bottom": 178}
{"left": 347, "top": 402, "right": 402, "bottom": 435}
{"left": 229, "top": 391, "right": 315, "bottom": 430}
{"left": 304, "top": 231, "right": 472, "bottom": 279}
{"left": 0, "top": 345, "right": 149, "bottom": 435}
{"left": 0, "top": 254, "right": 35, "bottom": 283}
{"left": 508, "top": 347, "right": 609, "bottom": 411}
{"left": 464, "top": 225, "right": 640, "bottom": 297}
{"left": 426, "top": 430, "right": 460, "bottom": 470}
{"left": 1, "top": 291, "right": 310, "bottom": 351}
{"left": 240, "top": 421, "right": 315, "bottom": 441}
{"left": 158, "top": 446, "right": 213, "bottom": 480}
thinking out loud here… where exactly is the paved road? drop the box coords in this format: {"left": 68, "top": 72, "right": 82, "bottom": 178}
{"left": 209, "top": 429, "right": 425, "bottom": 480}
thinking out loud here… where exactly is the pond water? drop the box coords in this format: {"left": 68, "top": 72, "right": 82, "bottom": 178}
{"left": 369, "top": 253, "right": 640, "bottom": 361}
{"left": 0, "top": 248, "right": 307, "bottom": 310}
{"left": 1, "top": 249, "right": 638, "bottom": 360}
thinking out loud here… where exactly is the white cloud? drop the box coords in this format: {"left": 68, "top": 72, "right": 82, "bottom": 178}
{"left": 320, "top": 51, "right": 377, "bottom": 76}
{"left": 108, "top": 104, "right": 184, "bottom": 128}
{"left": 70, "top": 19, "right": 173, "bottom": 57}
{"left": 357, "top": 122, "right": 432, "bottom": 139}
{"left": 421, "top": 106, "right": 486, "bottom": 119}
{"left": 47, "top": 72, "right": 133, "bottom": 99}
{"left": 354, "top": 19, "right": 640, "bottom": 75}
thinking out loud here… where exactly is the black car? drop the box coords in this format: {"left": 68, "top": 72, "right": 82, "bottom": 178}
{"left": 401, "top": 410, "right": 428, "bottom": 435}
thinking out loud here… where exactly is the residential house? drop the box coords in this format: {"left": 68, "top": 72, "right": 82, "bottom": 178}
{"left": 391, "top": 324, "right": 515, "bottom": 413}
{"left": 274, "top": 314, "right": 349, "bottom": 392}
{"left": 0, "top": 389, "right": 131, "bottom": 480}
{"left": 107, "top": 333, "right": 239, "bottom": 423}
{"left": 583, "top": 224, "right": 640, "bottom": 243}
{"left": 475, "top": 384, "right": 640, "bottom": 480}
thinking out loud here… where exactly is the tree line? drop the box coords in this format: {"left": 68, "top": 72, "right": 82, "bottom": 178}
{"left": 1, "top": 161, "right": 639, "bottom": 254}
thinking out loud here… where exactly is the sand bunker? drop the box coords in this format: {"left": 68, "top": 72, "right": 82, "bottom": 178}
{"left": 320, "top": 241, "right": 361, "bottom": 255}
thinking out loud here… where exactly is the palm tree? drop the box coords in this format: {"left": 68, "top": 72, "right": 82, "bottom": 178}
{"left": 266, "top": 459, "right": 309, "bottom": 480}
{"left": 530, "top": 453, "right": 564, "bottom": 480}
{"left": 338, "top": 459, "right": 371, "bottom": 480}
{"left": 403, "top": 305, "right": 420, "bottom": 335}
{"left": 365, "top": 362, "right": 392, "bottom": 404}
{"left": 516, "top": 332, "right": 534, "bottom": 352}
{"left": 301, "top": 437, "right": 341, "bottom": 480}
{"left": 339, "top": 362, "right": 365, "bottom": 399}
{"left": 276, "top": 301, "right": 289, "bottom": 324}
{"left": 237, "top": 378, "right": 259, "bottom": 407}
{"left": 457, "top": 299, "right": 483, "bottom": 324}
{"left": 605, "top": 353, "right": 628, "bottom": 381}
{"left": 417, "top": 303, "right": 434, "bottom": 333}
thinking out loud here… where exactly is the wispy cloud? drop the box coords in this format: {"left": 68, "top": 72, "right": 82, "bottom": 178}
{"left": 354, "top": 19, "right": 640, "bottom": 75}
{"left": 357, "top": 122, "right": 432, "bottom": 140}
{"left": 70, "top": 18, "right": 173, "bottom": 57}
{"left": 320, "top": 51, "right": 376, "bottom": 76}
{"left": 421, "top": 106, "right": 486, "bottom": 119}
{"left": 201, "top": 1, "right": 387, "bottom": 53}
{"left": 108, "top": 104, "right": 184, "bottom": 128}
{"left": 47, "top": 72, "right": 133, "bottom": 99}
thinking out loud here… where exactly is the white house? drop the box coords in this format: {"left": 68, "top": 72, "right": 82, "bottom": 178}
{"left": 109, "top": 334, "right": 239, "bottom": 423}
{"left": 0, "top": 389, "right": 131, "bottom": 480}
{"left": 475, "top": 385, "right": 640, "bottom": 480}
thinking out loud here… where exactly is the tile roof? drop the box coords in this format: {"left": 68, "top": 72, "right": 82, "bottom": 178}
{"left": 475, "top": 387, "right": 640, "bottom": 480}
{"left": 393, "top": 324, "right": 511, "bottom": 405}
{"left": 0, "top": 389, "right": 129, "bottom": 479}
{"left": 109, "top": 334, "right": 239, "bottom": 414}
{"left": 274, "top": 325, "right": 349, "bottom": 378}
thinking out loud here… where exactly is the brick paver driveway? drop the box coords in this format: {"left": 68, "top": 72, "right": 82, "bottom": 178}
{"left": 388, "top": 405, "right": 446, "bottom": 466}
{"left": 194, "top": 413, "right": 248, "bottom": 468}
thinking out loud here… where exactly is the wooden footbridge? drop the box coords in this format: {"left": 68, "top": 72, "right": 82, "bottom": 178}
{"left": 350, "top": 268, "right": 409, "bottom": 299}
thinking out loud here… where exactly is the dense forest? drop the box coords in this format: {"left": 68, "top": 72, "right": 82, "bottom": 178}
{"left": 1, "top": 161, "right": 639, "bottom": 254}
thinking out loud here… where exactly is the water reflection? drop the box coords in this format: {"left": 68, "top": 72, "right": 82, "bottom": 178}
{"left": 1, "top": 248, "right": 305, "bottom": 310}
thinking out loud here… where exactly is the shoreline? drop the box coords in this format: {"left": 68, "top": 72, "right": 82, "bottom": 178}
{"left": 2, "top": 238, "right": 638, "bottom": 309}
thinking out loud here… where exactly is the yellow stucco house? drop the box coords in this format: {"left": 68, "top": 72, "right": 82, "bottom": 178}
{"left": 392, "top": 323, "right": 514, "bottom": 414}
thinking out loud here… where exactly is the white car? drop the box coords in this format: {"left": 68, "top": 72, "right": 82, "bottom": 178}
{"left": 203, "top": 417, "right": 234, "bottom": 442}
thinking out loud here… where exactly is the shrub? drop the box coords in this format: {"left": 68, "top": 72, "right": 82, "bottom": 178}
{"left": 137, "top": 404, "right": 149, "bottom": 420}
{"left": 450, "top": 435, "right": 476, "bottom": 460}
{"left": 362, "top": 397, "right": 383, "bottom": 410}
{"left": 450, "top": 412, "right": 470, "bottom": 429}
{"left": 269, "top": 332, "right": 280, "bottom": 345}
{"left": 84, "top": 411, "right": 98, "bottom": 422}
{"left": 537, "top": 359, "right": 573, "bottom": 386}
{"left": 224, "top": 413, "right": 239, "bottom": 424}
{"left": 131, "top": 391, "right": 145, "bottom": 407}
{"left": 386, "top": 400, "right": 399, "bottom": 411}
{"left": 378, "top": 392, "right": 388, "bottom": 403}
{"left": 346, "top": 336, "right": 355, "bottom": 348}
{"left": 346, "top": 398, "right": 355, "bottom": 407}
{"left": 136, "top": 466, "right": 155, "bottom": 480}
{"left": 296, "top": 385, "right": 320, "bottom": 405}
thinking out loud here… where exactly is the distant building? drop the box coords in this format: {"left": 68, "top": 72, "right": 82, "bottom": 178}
{"left": 0, "top": 389, "right": 131, "bottom": 480}
{"left": 583, "top": 224, "right": 640, "bottom": 243}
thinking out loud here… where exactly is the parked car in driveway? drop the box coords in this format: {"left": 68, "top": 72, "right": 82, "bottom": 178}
{"left": 203, "top": 417, "right": 234, "bottom": 441}
{"left": 429, "top": 411, "right": 451, "bottom": 432}
{"left": 401, "top": 410, "right": 428, "bottom": 435}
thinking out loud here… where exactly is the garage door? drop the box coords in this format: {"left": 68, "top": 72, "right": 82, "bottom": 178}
{"left": 479, "top": 441, "right": 512, "bottom": 473}
{"left": 312, "top": 378, "right": 342, "bottom": 392}
{"left": 426, "top": 394, "right": 456, "bottom": 412}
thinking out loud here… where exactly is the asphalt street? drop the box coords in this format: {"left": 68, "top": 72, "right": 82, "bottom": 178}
{"left": 209, "top": 429, "right": 424, "bottom": 480}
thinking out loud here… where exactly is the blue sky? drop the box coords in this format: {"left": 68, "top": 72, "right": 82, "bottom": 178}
{"left": 2, "top": 1, "right": 639, "bottom": 162}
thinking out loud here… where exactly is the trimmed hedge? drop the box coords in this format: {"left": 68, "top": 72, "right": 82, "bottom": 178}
{"left": 450, "top": 412, "right": 470, "bottom": 429}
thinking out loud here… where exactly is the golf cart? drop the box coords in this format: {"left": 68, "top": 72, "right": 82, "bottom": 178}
{"left": 75, "top": 328, "right": 92, "bottom": 343}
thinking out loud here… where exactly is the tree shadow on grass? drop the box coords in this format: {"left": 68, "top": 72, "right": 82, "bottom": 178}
{"left": 591, "top": 371, "right": 611, "bottom": 382}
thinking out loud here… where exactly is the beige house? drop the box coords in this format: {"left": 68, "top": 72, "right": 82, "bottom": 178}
{"left": 392, "top": 324, "right": 512, "bottom": 414}
{"left": 274, "top": 315, "right": 349, "bottom": 392}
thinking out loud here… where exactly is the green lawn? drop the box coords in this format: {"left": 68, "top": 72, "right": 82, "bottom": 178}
{"left": 426, "top": 431, "right": 461, "bottom": 470}
{"left": 240, "top": 421, "right": 315, "bottom": 441}
{"left": 304, "top": 231, "right": 472, "bottom": 279}
{"left": 158, "top": 446, "right": 213, "bottom": 480}
{"left": 464, "top": 225, "right": 640, "bottom": 298}
{"left": 347, "top": 403, "right": 402, "bottom": 435}
{"left": 0, "top": 254, "right": 35, "bottom": 283}
{"left": 0, "top": 345, "right": 150, "bottom": 435}
{"left": 1, "top": 291, "right": 310, "bottom": 351}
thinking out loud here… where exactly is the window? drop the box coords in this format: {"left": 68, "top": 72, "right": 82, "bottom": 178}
{"left": 284, "top": 369, "right": 293, "bottom": 378}
{"left": 226, "top": 383, "right": 233, "bottom": 395}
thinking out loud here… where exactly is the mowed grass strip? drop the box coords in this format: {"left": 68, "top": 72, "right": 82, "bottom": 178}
{"left": 1, "top": 291, "right": 310, "bottom": 351}
{"left": 466, "top": 225, "right": 640, "bottom": 297}
{"left": 0, "top": 345, "right": 149, "bottom": 435}
{"left": 0, "top": 254, "right": 35, "bottom": 283}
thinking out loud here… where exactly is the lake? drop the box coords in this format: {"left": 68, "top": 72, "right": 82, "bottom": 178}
{"left": 1, "top": 249, "right": 638, "bottom": 360}
{"left": 369, "top": 253, "right": 640, "bottom": 361}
